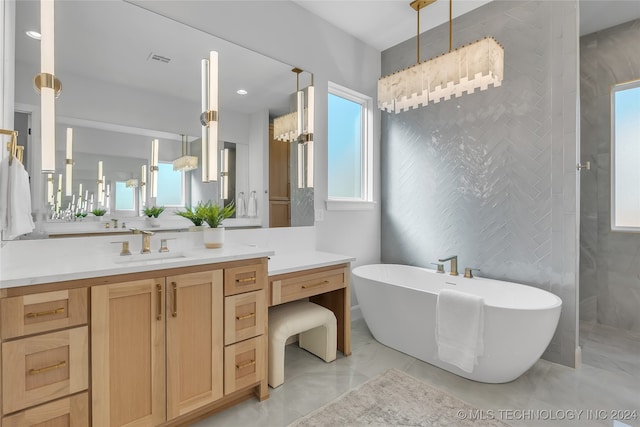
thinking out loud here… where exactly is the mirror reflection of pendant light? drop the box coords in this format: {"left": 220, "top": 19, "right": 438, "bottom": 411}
{"left": 150, "top": 139, "right": 159, "bottom": 198}
{"left": 56, "top": 173, "right": 62, "bottom": 211}
{"left": 46, "top": 173, "right": 54, "bottom": 205}
{"left": 97, "top": 160, "right": 104, "bottom": 204}
{"left": 377, "top": 0, "right": 504, "bottom": 113}
{"left": 77, "top": 183, "right": 83, "bottom": 210}
{"left": 200, "top": 51, "right": 219, "bottom": 182}
{"left": 220, "top": 147, "right": 229, "bottom": 200}
{"left": 140, "top": 164, "right": 147, "bottom": 206}
{"left": 273, "top": 68, "right": 304, "bottom": 143}
{"left": 65, "top": 128, "right": 73, "bottom": 196}
{"left": 36, "top": 0, "right": 62, "bottom": 173}
{"left": 173, "top": 134, "right": 198, "bottom": 172}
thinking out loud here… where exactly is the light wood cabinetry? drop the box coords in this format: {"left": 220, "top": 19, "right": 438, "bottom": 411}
{"left": 0, "top": 288, "right": 89, "bottom": 425}
{"left": 166, "top": 270, "right": 223, "bottom": 419}
{"left": 223, "top": 262, "right": 268, "bottom": 401}
{"left": 91, "top": 278, "right": 166, "bottom": 427}
{"left": 90, "top": 258, "right": 268, "bottom": 426}
{"left": 2, "top": 392, "right": 89, "bottom": 427}
{"left": 269, "top": 264, "right": 351, "bottom": 356}
{"left": 1, "top": 257, "right": 269, "bottom": 426}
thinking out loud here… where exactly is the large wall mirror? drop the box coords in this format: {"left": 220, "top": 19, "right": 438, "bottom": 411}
{"left": 13, "top": 0, "right": 314, "bottom": 233}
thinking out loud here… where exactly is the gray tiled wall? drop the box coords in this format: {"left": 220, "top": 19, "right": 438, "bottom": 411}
{"left": 381, "top": 0, "right": 579, "bottom": 367}
{"left": 580, "top": 19, "right": 640, "bottom": 332}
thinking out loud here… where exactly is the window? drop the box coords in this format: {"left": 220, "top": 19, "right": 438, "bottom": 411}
{"left": 156, "top": 162, "right": 184, "bottom": 206}
{"left": 612, "top": 79, "right": 640, "bottom": 231}
{"left": 114, "top": 181, "right": 135, "bottom": 211}
{"left": 327, "top": 82, "right": 373, "bottom": 210}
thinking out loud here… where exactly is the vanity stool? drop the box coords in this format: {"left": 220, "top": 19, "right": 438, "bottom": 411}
{"left": 268, "top": 300, "right": 337, "bottom": 388}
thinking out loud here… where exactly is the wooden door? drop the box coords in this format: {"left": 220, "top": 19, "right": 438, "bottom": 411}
{"left": 166, "top": 270, "right": 224, "bottom": 420}
{"left": 269, "top": 124, "right": 291, "bottom": 227}
{"left": 91, "top": 278, "right": 166, "bottom": 427}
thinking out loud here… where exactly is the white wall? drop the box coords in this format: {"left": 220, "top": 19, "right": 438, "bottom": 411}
{"left": 1, "top": 0, "right": 15, "bottom": 141}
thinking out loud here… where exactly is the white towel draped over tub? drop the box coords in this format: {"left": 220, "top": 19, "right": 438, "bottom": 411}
{"left": 435, "top": 288, "right": 485, "bottom": 373}
{"left": 0, "top": 156, "right": 35, "bottom": 239}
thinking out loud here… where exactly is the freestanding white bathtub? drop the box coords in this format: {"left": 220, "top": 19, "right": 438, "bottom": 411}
{"left": 352, "top": 264, "right": 562, "bottom": 383}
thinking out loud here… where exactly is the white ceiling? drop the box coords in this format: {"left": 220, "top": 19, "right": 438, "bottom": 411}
{"left": 293, "top": 0, "right": 640, "bottom": 52}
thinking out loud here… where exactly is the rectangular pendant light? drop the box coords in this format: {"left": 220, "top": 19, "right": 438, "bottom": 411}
{"left": 140, "top": 164, "right": 147, "bottom": 206}
{"left": 40, "top": 0, "right": 56, "bottom": 173}
{"left": 97, "top": 160, "right": 103, "bottom": 204}
{"left": 150, "top": 139, "right": 159, "bottom": 197}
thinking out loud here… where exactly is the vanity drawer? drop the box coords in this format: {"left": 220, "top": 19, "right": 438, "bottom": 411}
{"left": 1, "top": 289, "right": 88, "bottom": 340}
{"left": 2, "top": 392, "right": 89, "bottom": 427}
{"left": 224, "top": 263, "right": 266, "bottom": 296}
{"left": 2, "top": 326, "right": 89, "bottom": 414}
{"left": 270, "top": 266, "right": 348, "bottom": 306}
{"left": 224, "top": 289, "right": 267, "bottom": 345}
{"left": 224, "top": 335, "right": 266, "bottom": 395}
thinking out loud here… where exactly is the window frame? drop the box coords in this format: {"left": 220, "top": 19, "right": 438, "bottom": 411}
{"left": 326, "top": 81, "right": 374, "bottom": 211}
{"left": 611, "top": 78, "right": 640, "bottom": 232}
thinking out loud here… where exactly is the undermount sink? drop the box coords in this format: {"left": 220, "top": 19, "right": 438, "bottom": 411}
{"left": 113, "top": 251, "right": 188, "bottom": 265}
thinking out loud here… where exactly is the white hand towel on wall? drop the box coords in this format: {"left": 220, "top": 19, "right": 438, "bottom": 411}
{"left": 0, "top": 156, "right": 9, "bottom": 232}
{"left": 0, "top": 157, "right": 35, "bottom": 239}
{"left": 435, "top": 288, "right": 485, "bottom": 373}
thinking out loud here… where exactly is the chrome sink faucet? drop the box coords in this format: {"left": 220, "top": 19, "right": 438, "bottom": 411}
{"left": 438, "top": 255, "right": 458, "bottom": 276}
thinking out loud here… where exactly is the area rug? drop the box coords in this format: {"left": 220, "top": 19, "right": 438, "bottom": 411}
{"left": 288, "top": 369, "right": 510, "bottom": 426}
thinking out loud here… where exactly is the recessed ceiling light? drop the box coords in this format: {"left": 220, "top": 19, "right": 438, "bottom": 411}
{"left": 236, "top": 89, "right": 248, "bottom": 95}
{"left": 26, "top": 30, "right": 42, "bottom": 40}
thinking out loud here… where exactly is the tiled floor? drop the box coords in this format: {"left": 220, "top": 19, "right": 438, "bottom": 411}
{"left": 194, "top": 319, "right": 640, "bottom": 427}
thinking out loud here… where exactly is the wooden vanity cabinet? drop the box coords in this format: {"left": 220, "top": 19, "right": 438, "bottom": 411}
{"left": 91, "top": 271, "right": 224, "bottom": 426}
{"left": 91, "top": 258, "right": 268, "bottom": 426}
{"left": 0, "top": 288, "right": 89, "bottom": 426}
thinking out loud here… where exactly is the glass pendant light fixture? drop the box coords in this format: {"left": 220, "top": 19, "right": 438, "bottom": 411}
{"left": 97, "top": 160, "right": 104, "bottom": 204}
{"left": 36, "top": 0, "right": 62, "bottom": 173}
{"left": 377, "top": 0, "right": 504, "bottom": 113}
{"left": 201, "top": 51, "right": 219, "bottom": 182}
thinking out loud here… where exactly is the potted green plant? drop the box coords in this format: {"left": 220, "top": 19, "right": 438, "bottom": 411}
{"left": 143, "top": 205, "right": 164, "bottom": 227}
{"left": 175, "top": 204, "right": 205, "bottom": 230}
{"left": 200, "top": 200, "right": 235, "bottom": 248}
{"left": 92, "top": 208, "right": 106, "bottom": 222}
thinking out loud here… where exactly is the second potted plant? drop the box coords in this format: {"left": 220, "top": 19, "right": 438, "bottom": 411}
{"left": 175, "top": 204, "right": 206, "bottom": 231}
{"left": 143, "top": 205, "right": 164, "bottom": 227}
{"left": 200, "top": 200, "right": 235, "bottom": 248}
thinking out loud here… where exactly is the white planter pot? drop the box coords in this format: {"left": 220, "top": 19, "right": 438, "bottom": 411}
{"left": 203, "top": 227, "right": 225, "bottom": 249}
{"left": 188, "top": 225, "right": 206, "bottom": 232}
{"left": 146, "top": 217, "right": 161, "bottom": 227}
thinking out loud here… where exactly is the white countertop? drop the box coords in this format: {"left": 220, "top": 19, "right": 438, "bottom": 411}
{"left": 268, "top": 251, "right": 355, "bottom": 276}
{"left": 0, "top": 242, "right": 273, "bottom": 289}
{"left": 0, "top": 231, "right": 355, "bottom": 289}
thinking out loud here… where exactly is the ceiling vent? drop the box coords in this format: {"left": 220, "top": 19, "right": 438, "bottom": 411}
{"left": 148, "top": 53, "right": 171, "bottom": 64}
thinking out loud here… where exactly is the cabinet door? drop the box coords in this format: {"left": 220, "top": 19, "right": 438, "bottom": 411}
{"left": 224, "top": 289, "right": 266, "bottom": 345}
{"left": 91, "top": 278, "right": 166, "bottom": 427}
{"left": 166, "top": 270, "right": 223, "bottom": 420}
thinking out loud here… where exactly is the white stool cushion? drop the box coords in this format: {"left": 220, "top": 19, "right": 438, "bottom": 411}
{"left": 268, "top": 301, "right": 337, "bottom": 388}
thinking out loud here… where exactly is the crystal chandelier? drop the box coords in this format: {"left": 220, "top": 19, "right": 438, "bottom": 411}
{"left": 377, "top": 0, "right": 504, "bottom": 113}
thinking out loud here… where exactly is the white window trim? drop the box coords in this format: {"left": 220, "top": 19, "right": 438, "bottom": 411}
{"left": 327, "top": 81, "right": 374, "bottom": 211}
{"left": 611, "top": 78, "right": 640, "bottom": 232}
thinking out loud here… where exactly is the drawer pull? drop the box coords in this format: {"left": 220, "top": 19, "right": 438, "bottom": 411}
{"left": 29, "top": 360, "right": 66, "bottom": 375}
{"left": 236, "top": 277, "right": 256, "bottom": 284}
{"left": 236, "top": 360, "right": 256, "bottom": 369}
{"left": 301, "top": 280, "right": 330, "bottom": 289}
{"left": 156, "top": 284, "right": 162, "bottom": 320}
{"left": 25, "top": 307, "right": 65, "bottom": 318}
{"left": 236, "top": 312, "right": 256, "bottom": 321}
